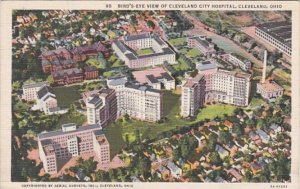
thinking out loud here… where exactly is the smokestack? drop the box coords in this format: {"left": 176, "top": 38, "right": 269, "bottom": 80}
{"left": 262, "top": 50, "right": 267, "bottom": 83}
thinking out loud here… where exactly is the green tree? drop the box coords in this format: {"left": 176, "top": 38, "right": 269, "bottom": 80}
{"left": 209, "top": 152, "right": 222, "bottom": 166}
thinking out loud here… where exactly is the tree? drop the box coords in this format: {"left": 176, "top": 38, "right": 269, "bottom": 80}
{"left": 47, "top": 75, "right": 54, "bottom": 85}
{"left": 232, "top": 124, "right": 243, "bottom": 136}
{"left": 219, "top": 130, "right": 231, "bottom": 144}
{"left": 207, "top": 134, "right": 217, "bottom": 151}
{"left": 209, "top": 152, "right": 222, "bottom": 166}
{"left": 173, "top": 148, "right": 181, "bottom": 162}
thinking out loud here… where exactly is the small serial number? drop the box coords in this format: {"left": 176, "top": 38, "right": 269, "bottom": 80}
{"left": 270, "top": 185, "right": 288, "bottom": 188}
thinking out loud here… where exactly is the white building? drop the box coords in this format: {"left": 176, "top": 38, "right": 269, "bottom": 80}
{"left": 36, "top": 85, "right": 58, "bottom": 114}
{"left": 218, "top": 52, "right": 252, "bottom": 71}
{"left": 257, "top": 50, "right": 284, "bottom": 101}
{"left": 22, "top": 81, "right": 49, "bottom": 101}
{"left": 187, "top": 36, "right": 216, "bottom": 56}
{"left": 112, "top": 32, "right": 176, "bottom": 69}
{"left": 181, "top": 60, "right": 251, "bottom": 117}
{"left": 255, "top": 21, "right": 291, "bottom": 57}
{"left": 108, "top": 78, "right": 163, "bottom": 122}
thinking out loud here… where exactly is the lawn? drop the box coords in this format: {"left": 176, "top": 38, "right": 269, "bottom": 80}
{"left": 249, "top": 97, "right": 266, "bottom": 109}
{"left": 136, "top": 48, "right": 154, "bottom": 56}
{"left": 111, "top": 59, "right": 123, "bottom": 68}
{"left": 194, "top": 104, "right": 236, "bottom": 122}
{"left": 186, "top": 48, "right": 202, "bottom": 58}
{"left": 53, "top": 85, "right": 82, "bottom": 108}
{"left": 168, "top": 37, "right": 187, "bottom": 46}
{"left": 173, "top": 57, "right": 191, "bottom": 71}
{"left": 86, "top": 59, "right": 102, "bottom": 69}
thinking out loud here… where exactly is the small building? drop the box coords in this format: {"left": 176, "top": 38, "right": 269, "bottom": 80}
{"left": 166, "top": 162, "right": 182, "bottom": 179}
{"left": 257, "top": 129, "right": 270, "bottom": 144}
{"left": 36, "top": 85, "right": 58, "bottom": 114}
{"left": 75, "top": 168, "right": 91, "bottom": 181}
{"left": 156, "top": 165, "right": 170, "bottom": 180}
{"left": 132, "top": 67, "right": 175, "bottom": 90}
{"left": 215, "top": 144, "right": 229, "bottom": 160}
{"left": 187, "top": 36, "right": 216, "bottom": 56}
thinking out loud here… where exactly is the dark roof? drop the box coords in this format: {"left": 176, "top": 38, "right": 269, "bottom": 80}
{"left": 124, "top": 33, "right": 151, "bottom": 41}
{"left": 256, "top": 21, "right": 291, "bottom": 47}
{"left": 37, "top": 86, "right": 54, "bottom": 99}
{"left": 52, "top": 68, "right": 83, "bottom": 78}
{"left": 146, "top": 75, "right": 159, "bottom": 83}
{"left": 38, "top": 124, "right": 101, "bottom": 139}
{"left": 114, "top": 40, "right": 131, "bottom": 54}
{"left": 23, "top": 82, "right": 48, "bottom": 89}
{"left": 40, "top": 139, "right": 52, "bottom": 146}
{"left": 125, "top": 83, "right": 161, "bottom": 93}
{"left": 160, "top": 72, "right": 173, "bottom": 81}
{"left": 87, "top": 95, "right": 102, "bottom": 105}
{"left": 93, "top": 129, "right": 105, "bottom": 136}
{"left": 84, "top": 66, "right": 98, "bottom": 72}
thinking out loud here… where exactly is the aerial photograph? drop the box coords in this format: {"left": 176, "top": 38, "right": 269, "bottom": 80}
{"left": 11, "top": 10, "right": 291, "bottom": 182}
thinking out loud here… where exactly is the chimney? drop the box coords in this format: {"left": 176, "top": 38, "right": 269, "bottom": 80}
{"left": 262, "top": 50, "right": 267, "bottom": 83}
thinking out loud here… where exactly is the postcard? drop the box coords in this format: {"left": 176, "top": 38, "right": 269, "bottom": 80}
{"left": 0, "top": 1, "right": 299, "bottom": 189}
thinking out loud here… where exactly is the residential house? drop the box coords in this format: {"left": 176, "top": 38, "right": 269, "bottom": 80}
{"left": 227, "top": 168, "right": 243, "bottom": 182}
{"left": 156, "top": 165, "right": 170, "bottom": 180}
{"left": 75, "top": 168, "right": 91, "bottom": 181}
{"left": 166, "top": 162, "right": 182, "bottom": 179}
{"left": 257, "top": 129, "right": 270, "bottom": 144}
{"left": 215, "top": 144, "right": 229, "bottom": 160}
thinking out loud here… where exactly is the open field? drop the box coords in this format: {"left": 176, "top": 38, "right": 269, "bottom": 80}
{"left": 195, "top": 104, "right": 236, "bottom": 122}
{"left": 168, "top": 37, "right": 187, "bottom": 46}
{"left": 53, "top": 85, "right": 81, "bottom": 108}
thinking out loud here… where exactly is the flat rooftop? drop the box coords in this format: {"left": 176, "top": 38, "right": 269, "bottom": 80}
{"left": 256, "top": 21, "right": 291, "bottom": 48}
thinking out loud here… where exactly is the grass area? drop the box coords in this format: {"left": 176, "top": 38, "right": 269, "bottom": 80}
{"left": 273, "top": 68, "right": 291, "bottom": 81}
{"left": 104, "top": 123, "right": 126, "bottom": 157}
{"left": 108, "top": 54, "right": 118, "bottom": 63}
{"left": 249, "top": 97, "right": 266, "bottom": 109}
{"left": 111, "top": 59, "right": 123, "bottom": 68}
{"left": 195, "top": 104, "right": 236, "bottom": 122}
{"left": 53, "top": 85, "right": 81, "bottom": 108}
{"left": 136, "top": 48, "right": 154, "bottom": 56}
{"left": 168, "top": 37, "right": 187, "bottom": 46}
{"left": 104, "top": 91, "right": 237, "bottom": 154}
{"left": 186, "top": 48, "right": 202, "bottom": 58}
{"left": 86, "top": 59, "right": 102, "bottom": 69}
{"left": 56, "top": 112, "right": 87, "bottom": 130}
{"left": 103, "top": 71, "right": 113, "bottom": 78}
{"left": 173, "top": 57, "right": 191, "bottom": 71}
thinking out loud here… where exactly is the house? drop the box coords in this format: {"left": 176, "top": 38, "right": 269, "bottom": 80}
{"left": 215, "top": 144, "right": 229, "bottom": 160}
{"left": 269, "top": 123, "right": 282, "bottom": 136}
{"left": 36, "top": 85, "right": 58, "bottom": 114}
{"left": 250, "top": 162, "right": 262, "bottom": 175}
{"left": 187, "top": 158, "right": 200, "bottom": 170}
{"left": 75, "top": 168, "right": 91, "bottom": 181}
{"left": 257, "top": 129, "right": 270, "bottom": 144}
{"left": 72, "top": 42, "right": 109, "bottom": 61}
{"left": 156, "top": 165, "right": 170, "bottom": 180}
{"left": 224, "top": 120, "right": 233, "bottom": 133}
{"left": 227, "top": 168, "right": 242, "bottom": 182}
{"left": 214, "top": 176, "right": 227, "bottom": 183}
{"left": 130, "top": 176, "right": 141, "bottom": 182}
{"left": 166, "top": 162, "right": 182, "bottom": 179}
